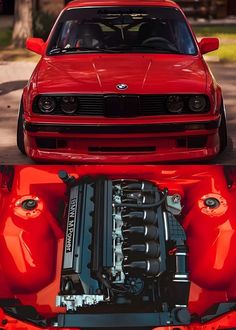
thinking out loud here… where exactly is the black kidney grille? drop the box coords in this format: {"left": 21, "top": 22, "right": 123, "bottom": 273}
{"left": 77, "top": 95, "right": 167, "bottom": 117}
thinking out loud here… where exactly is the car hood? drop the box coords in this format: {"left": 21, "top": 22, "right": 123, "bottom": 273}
{"left": 36, "top": 54, "right": 207, "bottom": 94}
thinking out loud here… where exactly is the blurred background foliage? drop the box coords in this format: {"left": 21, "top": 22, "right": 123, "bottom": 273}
{"left": 33, "top": 11, "right": 56, "bottom": 40}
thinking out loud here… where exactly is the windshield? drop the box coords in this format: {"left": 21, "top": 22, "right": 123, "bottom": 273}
{"left": 47, "top": 6, "right": 197, "bottom": 55}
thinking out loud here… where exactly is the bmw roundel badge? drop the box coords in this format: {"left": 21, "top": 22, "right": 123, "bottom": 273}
{"left": 116, "top": 83, "right": 128, "bottom": 91}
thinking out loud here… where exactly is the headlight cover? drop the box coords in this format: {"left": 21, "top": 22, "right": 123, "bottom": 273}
{"left": 61, "top": 96, "right": 79, "bottom": 114}
{"left": 188, "top": 95, "right": 207, "bottom": 113}
{"left": 38, "top": 96, "right": 56, "bottom": 113}
{"left": 166, "top": 95, "right": 184, "bottom": 113}
{"left": 166, "top": 94, "right": 209, "bottom": 114}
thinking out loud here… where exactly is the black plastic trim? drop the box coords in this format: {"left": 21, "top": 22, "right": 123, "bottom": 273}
{"left": 32, "top": 94, "right": 210, "bottom": 117}
{"left": 24, "top": 119, "right": 220, "bottom": 134}
{"left": 57, "top": 311, "right": 190, "bottom": 328}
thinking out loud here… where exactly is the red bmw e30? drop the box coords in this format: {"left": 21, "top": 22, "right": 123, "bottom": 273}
{"left": 17, "top": 0, "right": 227, "bottom": 163}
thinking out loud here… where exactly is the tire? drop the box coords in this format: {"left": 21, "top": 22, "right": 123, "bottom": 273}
{"left": 219, "top": 110, "right": 228, "bottom": 154}
{"left": 17, "top": 101, "right": 26, "bottom": 155}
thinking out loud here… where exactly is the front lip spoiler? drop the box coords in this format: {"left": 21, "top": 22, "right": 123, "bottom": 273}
{"left": 24, "top": 119, "right": 220, "bottom": 134}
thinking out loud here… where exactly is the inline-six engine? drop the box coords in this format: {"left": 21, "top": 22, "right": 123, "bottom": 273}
{"left": 56, "top": 174, "right": 190, "bottom": 325}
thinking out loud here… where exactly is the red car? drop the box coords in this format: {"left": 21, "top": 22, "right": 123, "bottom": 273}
{"left": 1, "top": 165, "right": 236, "bottom": 330}
{"left": 17, "top": 0, "right": 227, "bottom": 163}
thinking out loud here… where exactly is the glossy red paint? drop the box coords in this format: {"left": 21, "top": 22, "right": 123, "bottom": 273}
{"left": 19, "top": 0, "right": 225, "bottom": 163}
{"left": 26, "top": 38, "right": 45, "bottom": 55}
{"left": 0, "top": 194, "right": 57, "bottom": 293}
{"left": 199, "top": 37, "right": 219, "bottom": 55}
{"left": 1, "top": 165, "right": 236, "bottom": 328}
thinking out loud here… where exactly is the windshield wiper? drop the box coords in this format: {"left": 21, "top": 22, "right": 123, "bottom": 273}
{"left": 49, "top": 47, "right": 120, "bottom": 55}
{"left": 49, "top": 45, "right": 181, "bottom": 55}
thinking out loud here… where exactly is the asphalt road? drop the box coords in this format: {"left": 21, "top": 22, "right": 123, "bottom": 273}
{"left": 0, "top": 61, "right": 235, "bottom": 164}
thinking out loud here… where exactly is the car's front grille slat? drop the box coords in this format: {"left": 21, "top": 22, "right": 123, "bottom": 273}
{"left": 78, "top": 96, "right": 105, "bottom": 116}
{"left": 77, "top": 95, "right": 167, "bottom": 117}
{"left": 140, "top": 96, "right": 166, "bottom": 116}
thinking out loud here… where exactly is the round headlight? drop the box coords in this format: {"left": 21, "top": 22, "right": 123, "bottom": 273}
{"left": 166, "top": 95, "right": 184, "bottom": 113}
{"left": 38, "top": 96, "right": 56, "bottom": 113}
{"left": 188, "top": 95, "right": 207, "bottom": 113}
{"left": 61, "top": 96, "right": 78, "bottom": 114}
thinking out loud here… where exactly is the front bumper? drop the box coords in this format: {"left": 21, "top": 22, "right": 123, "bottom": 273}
{"left": 24, "top": 118, "right": 221, "bottom": 163}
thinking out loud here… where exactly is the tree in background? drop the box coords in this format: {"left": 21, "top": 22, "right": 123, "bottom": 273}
{"left": 12, "top": 0, "right": 33, "bottom": 48}
{"left": 11, "top": 0, "right": 70, "bottom": 47}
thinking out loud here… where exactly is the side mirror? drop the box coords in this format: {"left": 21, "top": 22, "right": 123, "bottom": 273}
{"left": 199, "top": 37, "right": 219, "bottom": 55}
{"left": 26, "top": 38, "right": 45, "bottom": 55}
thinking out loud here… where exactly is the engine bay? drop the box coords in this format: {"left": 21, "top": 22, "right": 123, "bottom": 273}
{"left": 57, "top": 175, "right": 189, "bottom": 320}
{"left": 1, "top": 165, "right": 236, "bottom": 329}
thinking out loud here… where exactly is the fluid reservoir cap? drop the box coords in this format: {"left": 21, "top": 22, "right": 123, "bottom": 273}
{"left": 204, "top": 197, "right": 220, "bottom": 209}
{"left": 22, "top": 199, "right": 38, "bottom": 210}
{"left": 175, "top": 308, "right": 191, "bottom": 324}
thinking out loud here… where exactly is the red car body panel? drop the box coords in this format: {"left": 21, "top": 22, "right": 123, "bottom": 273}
{"left": 20, "top": 0, "right": 224, "bottom": 163}
{"left": 35, "top": 55, "right": 207, "bottom": 94}
{"left": 1, "top": 165, "right": 236, "bottom": 329}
